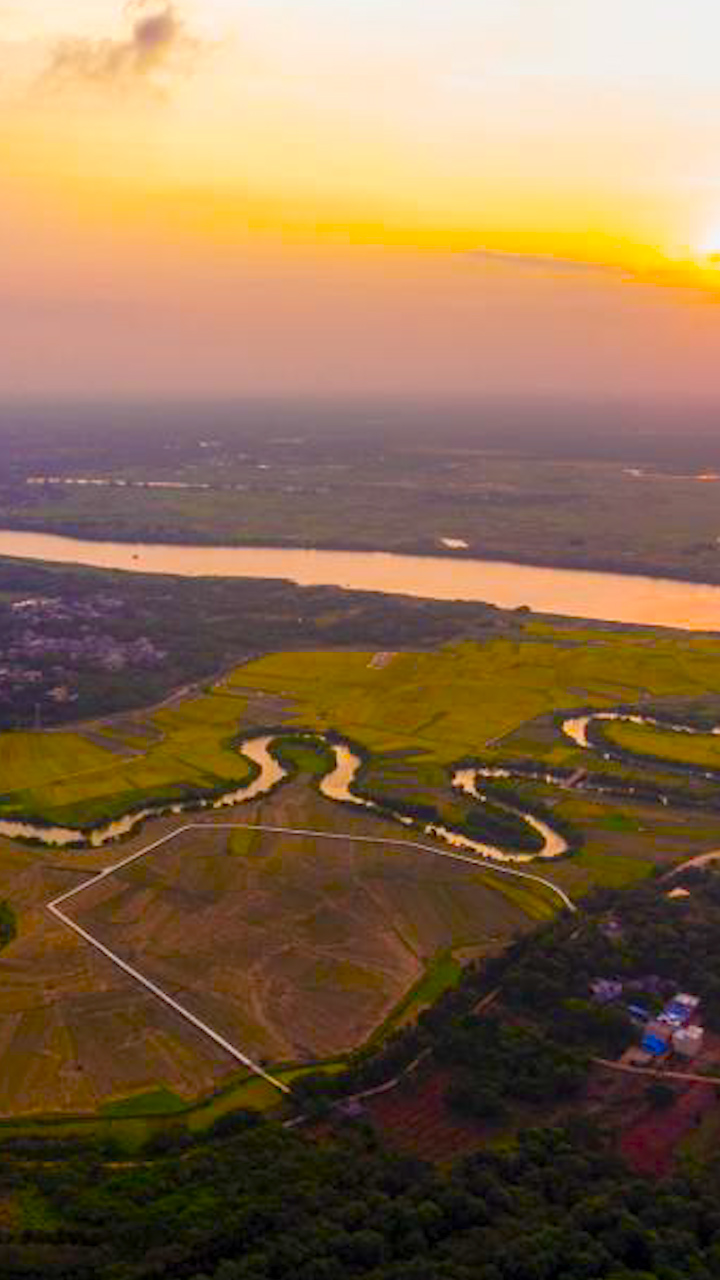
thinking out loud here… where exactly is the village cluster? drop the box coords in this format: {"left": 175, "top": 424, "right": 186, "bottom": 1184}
{"left": 592, "top": 975, "right": 704, "bottom": 1065}
{"left": 0, "top": 594, "right": 166, "bottom": 710}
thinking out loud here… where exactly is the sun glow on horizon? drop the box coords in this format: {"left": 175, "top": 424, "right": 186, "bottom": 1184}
{"left": 693, "top": 225, "right": 720, "bottom": 271}
{"left": 1, "top": 1, "right": 720, "bottom": 397}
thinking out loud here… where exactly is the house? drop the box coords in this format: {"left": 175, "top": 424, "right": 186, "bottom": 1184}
{"left": 627, "top": 1004, "right": 651, "bottom": 1023}
{"left": 658, "top": 993, "right": 700, "bottom": 1030}
{"left": 591, "top": 978, "right": 624, "bottom": 1005}
{"left": 673, "top": 1025, "right": 704, "bottom": 1059}
{"left": 641, "top": 1020, "right": 671, "bottom": 1057}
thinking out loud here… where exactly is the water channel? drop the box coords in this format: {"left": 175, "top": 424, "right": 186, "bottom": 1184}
{"left": 0, "top": 734, "right": 565, "bottom": 863}
{"left": 1, "top": 529, "right": 720, "bottom": 629}
{"left": 4, "top": 706, "right": 717, "bottom": 861}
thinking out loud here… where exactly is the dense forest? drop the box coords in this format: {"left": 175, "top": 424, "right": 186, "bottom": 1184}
{"left": 2, "top": 1117, "right": 720, "bottom": 1280}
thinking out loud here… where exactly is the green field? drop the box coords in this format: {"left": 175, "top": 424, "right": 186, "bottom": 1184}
{"left": 0, "top": 692, "right": 258, "bottom": 827}
{"left": 0, "top": 1073, "right": 292, "bottom": 1154}
{"left": 369, "top": 951, "right": 463, "bottom": 1041}
{"left": 602, "top": 718, "right": 720, "bottom": 769}
{"left": 100, "top": 1088, "right": 186, "bottom": 1117}
{"left": 271, "top": 735, "right": 336, "bottom": 777}
{"left": 3, "top": 624, "right": 720, "bottom": 846}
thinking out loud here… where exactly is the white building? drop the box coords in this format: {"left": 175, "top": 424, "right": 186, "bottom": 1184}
{"left": 673, "top": 1025, "right": 704, "bottom": 1059}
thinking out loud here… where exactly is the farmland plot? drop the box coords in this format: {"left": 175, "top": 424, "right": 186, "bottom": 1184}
{"left": 0, "top": 785, "right": 534, "bottom": 1115}
{"left": 66, "top": 789, "right": 531, "bottom": 1064}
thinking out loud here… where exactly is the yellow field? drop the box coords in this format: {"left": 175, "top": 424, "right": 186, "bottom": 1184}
{"left": 603, "top": 719, "right": 720, "bottom": 769}
{"left": 229, "top": 627, "right": 720, "bottom": 761}
{"left": 0, "top": 733, "right": 112, "bottom": 792}
{"left": 0, "top": 692, "right": 255, "bottom": 827}
{"left": 4, "top": 625, "right": 720, "bottom": 827}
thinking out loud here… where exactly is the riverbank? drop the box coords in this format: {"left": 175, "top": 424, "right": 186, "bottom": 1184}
{"left": 2, "top": 529, "right": 720, "bottom": 629}
{"left": 6, "top": 516, "right": 720, "bottom": 587}
{"left": 0, "top": 729, "right": 570, "bottom": 866}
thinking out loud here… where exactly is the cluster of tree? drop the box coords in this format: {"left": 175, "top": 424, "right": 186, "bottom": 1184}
{"left": 352, "top": 758, "right": 562, "bottom": 856}
{"left": 461, "top": 800, "right": 546, "bottom": 854}
{"left": 440, "top": 1018, "right": 586, "bottom": 1121}
{"left": 353, "top": 786, "right": 547, "bottom": 856}
{"left": 500, "top": 871, "right": 720, "bottom": 1035}
{"left": 2, "top": 1117, "right": 720, "bottom": 1278}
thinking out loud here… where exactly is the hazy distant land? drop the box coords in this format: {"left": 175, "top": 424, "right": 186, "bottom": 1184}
{"left": 3, "top": 399, "right": 720, "bottom": 584}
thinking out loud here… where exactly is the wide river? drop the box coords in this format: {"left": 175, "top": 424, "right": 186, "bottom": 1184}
{"left": 1, "top": 529, "right": 719, "bottom": 630}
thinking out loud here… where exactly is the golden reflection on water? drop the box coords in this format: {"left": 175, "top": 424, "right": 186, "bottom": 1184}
{"left": 0, "top": 529, "right": 717, "bottom": 630}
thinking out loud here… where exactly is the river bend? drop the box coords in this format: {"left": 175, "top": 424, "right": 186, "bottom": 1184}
{"left": 3, "top": 710, "right": 718, "bottom": 859}
{"left": 0, "top": 734, "right": 566, "bottom": 864}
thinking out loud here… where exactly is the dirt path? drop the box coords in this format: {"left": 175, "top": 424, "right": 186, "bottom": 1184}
{"left": 593, "top": 1057, "right": 720, "bottom": 1087}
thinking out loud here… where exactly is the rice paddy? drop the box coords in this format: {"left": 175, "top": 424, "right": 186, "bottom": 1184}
{"left": 0, "top": 693, "right": 258, "bottom": 828}
{"left": 0, "top": 623, "right": 720, "bottom": 1120}
{"left": 5, "top": 624, "right": 720, "bottom": 831}
{"left": 602, "top": 719, "right": 720, "bottom": 769}
{"left": 229, "top": 626, "right": 720, "bottom": 763}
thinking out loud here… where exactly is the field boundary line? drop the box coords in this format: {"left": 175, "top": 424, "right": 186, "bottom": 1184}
{"left": 46, "top": 825, "right": 290, "bottom": 1094}
{"left": 206, "top": 822, "right": 576, "bottom": 912}
{"left": 45, "top": 820, "right": 575, "bottom": 1103}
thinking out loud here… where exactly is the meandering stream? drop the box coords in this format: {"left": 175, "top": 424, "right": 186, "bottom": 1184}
{"left": 0, "top": 735, "right": 288, "bottom": 850}
{"left": 562, "top": 710, "right": 720, "bottom": 751}
{"left": 0, "top": 734, "right": 566, "bottom": 863}
{"left": 2, "top": 709, "right": 717, "bottom": 859}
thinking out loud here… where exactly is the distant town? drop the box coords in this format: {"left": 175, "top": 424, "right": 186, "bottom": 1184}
{"left": 0, "top": 593, "right": 166, "bottom": 715}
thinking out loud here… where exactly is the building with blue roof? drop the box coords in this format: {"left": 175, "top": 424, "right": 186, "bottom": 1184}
{"left": 641, "top": 1022, "right": 671, "bottom": 1057}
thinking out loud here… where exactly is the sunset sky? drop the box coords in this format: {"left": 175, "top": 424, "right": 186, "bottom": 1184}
{"left": 2, "top": 0, "right": 720, "bottom": 399}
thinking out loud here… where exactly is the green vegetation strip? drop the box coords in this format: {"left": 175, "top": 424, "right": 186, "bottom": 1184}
{"left": 367, "top": 951, "right": 462, "bottom": 1044}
